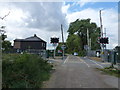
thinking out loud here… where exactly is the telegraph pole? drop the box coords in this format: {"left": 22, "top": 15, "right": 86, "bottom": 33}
{"left": 100, "top": 10, "right": 103, "bottom": 37}
{"left": 99, "top": 9, "right": 104, "bottom": 62}
{"left": 61, "top": 24, "right": 64, "bottom": 44}
{"left": 61, "top": 24, "right": 65, "bottom": 60}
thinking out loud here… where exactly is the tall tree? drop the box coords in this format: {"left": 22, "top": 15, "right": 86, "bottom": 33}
{"left": 66, "top": 18, "right": 101, "bottom": 55}
{"left": 0, "top": 34, "right": 12, "bottom": 52}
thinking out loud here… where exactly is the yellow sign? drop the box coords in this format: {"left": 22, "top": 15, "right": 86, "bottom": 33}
{"left": 101, "top": 52, "right": 104, "bottom": 54}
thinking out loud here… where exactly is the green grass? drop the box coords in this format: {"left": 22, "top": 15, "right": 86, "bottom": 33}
{"left": 96, "top": 66, "right": 120, "bottom": 77}
{"left": 2, "top": 53, "right": 53, "bottom": 88}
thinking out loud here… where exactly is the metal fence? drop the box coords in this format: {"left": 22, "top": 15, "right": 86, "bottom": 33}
{"left": 87, "top": 50, "right": 96, "bottom": 57}
{"left": 86, "top": 49, "right": 120, "bottom": 65}
{"left": 3, "top": 49, "right": 47, "bottom": 60}
{"left": 25, "top": 49, "right": 47, "bottom": 59}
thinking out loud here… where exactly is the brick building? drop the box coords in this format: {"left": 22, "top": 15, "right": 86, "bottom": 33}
{"left": 14, "top": 34, "right": 46, "bottom": 53}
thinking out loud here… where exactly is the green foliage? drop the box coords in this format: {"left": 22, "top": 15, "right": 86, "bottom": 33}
{"left": 66, "top": 34, "right": 82, "bottom": 54}
{"left": 66, "top": 18, "right": 101, "bottom": 56}
{"left": 2, "top": 40, "right": 12, "bottom": 52}
{"left": 1, "top": 33, "right": 12, "bottom": 52}
{"left": 1, "top": 34, "right": 7, "bottom": 41}
{"left": 2, "top": 53, "right": 53, "bottom": 88}
{"left": 56, "top": 43, "right": 63, "bottom": 51}
{"left": 56, "top": 43, "right": 66, "bottom": 56}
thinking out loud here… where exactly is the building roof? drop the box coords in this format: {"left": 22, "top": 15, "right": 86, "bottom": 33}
{"left": 14, "top": 34, "right": 46, "bottom": 42}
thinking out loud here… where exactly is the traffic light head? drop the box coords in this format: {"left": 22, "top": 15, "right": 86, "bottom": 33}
{"left": 104, "top": 37, "right": 109, "bottom": 44}
{"left": 99, "top": 37, "right": 109, "bottom": 44}
{"left": 50, "top": 38, "right": 59, "bottom": 43}
{"left": 50, "top": 38, "right": 53, "bottom": 43}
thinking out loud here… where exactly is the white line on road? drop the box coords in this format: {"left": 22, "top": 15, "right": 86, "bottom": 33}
{"left": 89, "top": 59, "right": 104, "bottom": 68}
{"left": 79, "top": 58, "right": 90, "bottom": 68}
{"left": 63, "top": 56, "right": 69, "bottom": 64}
{"left": 83, "top": 60, "right": 90, "bottom": 68}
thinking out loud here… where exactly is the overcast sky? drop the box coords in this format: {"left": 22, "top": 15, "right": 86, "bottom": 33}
{"left": 0, "top": 1, "right": 118, "bottom": 49}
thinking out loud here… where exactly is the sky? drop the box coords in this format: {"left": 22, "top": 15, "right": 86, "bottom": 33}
{"left": 0, "top": 1, "right": 119, "bottom": 49}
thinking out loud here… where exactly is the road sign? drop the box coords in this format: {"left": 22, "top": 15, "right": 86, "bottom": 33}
{"left": 58, "top": 50, "right": 62, "bottom": 53}
{"left": 61, "top": 45, "right": 66, "bottom": 50}
{"left": 84, "top": 45, "right": 90, "bottom": 50}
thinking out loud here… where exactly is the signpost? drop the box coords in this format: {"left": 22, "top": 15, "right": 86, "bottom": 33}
{"left": 50, "top": 36, "right": 59, "bottom": 59}
{"left": 61, "top": 45, "right": 66, "bottom": 59}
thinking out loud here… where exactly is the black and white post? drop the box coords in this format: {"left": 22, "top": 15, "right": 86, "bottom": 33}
{"left": 50, "top": 36, "right": 59, "bottom": 59}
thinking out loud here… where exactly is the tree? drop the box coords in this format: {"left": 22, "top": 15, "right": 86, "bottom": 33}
{"left": 66, "top": 34, "right": 81, "bottom": 54}
{"left": 1, "top": 33, "right": 12, "bottom": 52}
{"left": 1, "top": 34, "right": 7, "bottom": 41}
{"left": 2, "top": 40, "right": 12, "bottom": 52}
{"left": 66, "top": 18, "right": 101, "bottom": 55}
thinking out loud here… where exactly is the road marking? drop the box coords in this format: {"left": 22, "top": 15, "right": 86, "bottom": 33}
{"left": 83, "top": 60, "right": 90, "bottom": 68}
{"left": 101, "top": 63, "right": 111, "bottom": 64}
{"left": 89, "top": 59, "right": 104, "bottom": 68}
{"left": 79, "top": 58, "right": 90, "bottom": 68}
{"left": 63, "top": 56, "right": 69, "bottom": 64}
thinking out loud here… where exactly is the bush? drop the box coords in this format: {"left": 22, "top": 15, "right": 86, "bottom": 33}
{"left": 78, "top": 50, "right": 86, "bottom": 56}
{"left": 2, "top": 53, "right": 53, "bottom": 88}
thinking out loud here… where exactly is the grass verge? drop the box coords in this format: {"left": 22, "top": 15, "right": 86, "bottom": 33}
{"left": 96, "top": 66, "right": 120, "bottom": 77}
{"left": 89, "top": 57, "right": 102, "bottom": 62}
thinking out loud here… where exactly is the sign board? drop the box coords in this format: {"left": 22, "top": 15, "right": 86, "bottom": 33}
{"left": 58, "top": 50, "right": 62, "bottom": 53}
{"left": 84, "top": 45, "right": 90, "bottom": 50}
{"left": 61, "top": 45, "right": 66, "bottom": 50}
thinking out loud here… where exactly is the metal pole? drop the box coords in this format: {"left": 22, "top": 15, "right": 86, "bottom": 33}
{"left": 54, "top": 45, "right": 55, "bottom": 59}
{"left": 63, "top": 48, "right": 64, "bottom": 59}
{"left": 87, "top": 28, "right": 89, "bottom": 56}
{"left": 104, "top": 28, "right": 106, "bottom": 37}
{"left": 90, "top": 38, "right": 91, "bottom": 50}
{"left": 104, "top": 28, "right": 107, "bottom": 50}
{"left": 52, "top": 43, "right": 56, "bottom": 59}
{"left": 87, "top": 28, "right": 89, "bottom": 47}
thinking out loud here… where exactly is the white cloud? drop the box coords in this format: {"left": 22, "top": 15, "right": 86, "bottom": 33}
{"left": 65, "top": 7, "right": 118, "bottom": 49}
{"left": 62, "top": 3, "right": 70, "bottom": 14}
{"left": 78, "top": 0, "right": 94, "bottom": 7}
{"left": 0, "top": 2, "right": 118, "bottom": 49}
{"left": 0, "top": 2, "right": 68, "bottom": 49}
{"left": 66, "top": 8, "right": 99, "bottom": 23}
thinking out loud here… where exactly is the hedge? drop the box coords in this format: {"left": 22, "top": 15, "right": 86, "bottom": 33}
{"left": 2, "top": 53, "right": 53, "bottom": 88}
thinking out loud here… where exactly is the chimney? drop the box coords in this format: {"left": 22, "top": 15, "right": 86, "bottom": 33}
{"left": 34, "top": 34, "right": 37, "bottom": 37}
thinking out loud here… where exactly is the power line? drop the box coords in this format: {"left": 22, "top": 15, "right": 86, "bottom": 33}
{"left": 0, "top": 11, "right": 10, "bottom": 20}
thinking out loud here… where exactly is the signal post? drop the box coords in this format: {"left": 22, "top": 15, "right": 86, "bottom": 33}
{"left": 50, "top": 37, "right": 59, "bottom": 59}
